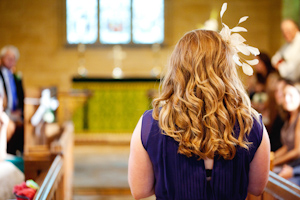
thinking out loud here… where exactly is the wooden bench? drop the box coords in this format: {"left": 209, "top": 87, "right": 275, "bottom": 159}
{"left": 24, "top": 121, "right": 73, "bottom": 200}
{"left": 23, "top": 88, "right": 74, "bottom": 200}
{"left": 33, "top": 155, "right": 64, "bottom": 200}
{"left": 247, "top": 171, "right": 300, "bottom": 200}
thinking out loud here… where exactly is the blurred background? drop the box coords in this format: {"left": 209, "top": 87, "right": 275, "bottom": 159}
{"left": 0, "top": 0, "right": 299, "bottom": 199}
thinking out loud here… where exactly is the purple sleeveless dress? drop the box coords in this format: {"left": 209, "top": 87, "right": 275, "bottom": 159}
{"left": 141, "top": 109, "right": 263, "bottom": 200}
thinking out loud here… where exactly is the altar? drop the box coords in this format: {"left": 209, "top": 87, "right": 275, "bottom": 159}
{"left": 72, "top": 77, "right": 160, "bottom": 133}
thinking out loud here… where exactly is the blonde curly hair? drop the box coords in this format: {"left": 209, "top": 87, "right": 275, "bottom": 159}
{"left": 152, "top": 29, "right": 258, "bottom": 160}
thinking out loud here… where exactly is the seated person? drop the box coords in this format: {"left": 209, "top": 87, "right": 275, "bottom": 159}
{"left": 0, "top": 96, "right": 24, "bottom": 200}
{"left": 249, "top": 54, "right": 283, "bottom": 152}
{"left": 265, "top": 74, "right": 285, "bottom": 152}
{"left": 249, "top": 53, "right": 276, "bottom": 128}
{"left": 274, "top": 81, "right": 300, "bottom": 166}
{"left": 279, "top": 158, "right": 300, "bottom": 186}
{"left": 248, "top": 52, "right": 275, "bottom": 99}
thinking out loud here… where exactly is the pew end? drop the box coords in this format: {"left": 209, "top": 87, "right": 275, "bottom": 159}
{"left": 23, "top": 87, "right": 74, "bottom": 200}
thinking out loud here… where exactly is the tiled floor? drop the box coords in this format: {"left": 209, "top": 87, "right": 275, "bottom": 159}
{"left": 73, "top": 139, "right": 155, "bottom": 200}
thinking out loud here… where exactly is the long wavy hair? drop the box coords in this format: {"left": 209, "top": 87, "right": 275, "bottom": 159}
{"left": 152, "top": 30, "right": 258, "bottom": 160}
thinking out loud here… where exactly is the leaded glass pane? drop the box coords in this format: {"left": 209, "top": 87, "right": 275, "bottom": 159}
{"left": 132, "top": 0, "right": 164, "bottom": 44}
{"left": 99, "top": 0, "right": 131, "bottom": 44}
{"left": 66, "top": 0, "right": 98, "bottom": 44}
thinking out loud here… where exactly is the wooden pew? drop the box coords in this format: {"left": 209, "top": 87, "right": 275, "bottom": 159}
{"left": 24, "top": 121, "right": 74, "bottom": 200}
{"left": 23, "top": 88, "right": 74, "bottom": 200}
{"left": 34, "top": 155, "right": 64, "bottom": 200}
{"left": 247, "top": 171, "right": 300, "bottom": 200}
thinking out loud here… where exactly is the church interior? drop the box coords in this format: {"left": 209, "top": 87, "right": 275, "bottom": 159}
{"left": 1, "top": 0, "right": 300, "bottom": 199}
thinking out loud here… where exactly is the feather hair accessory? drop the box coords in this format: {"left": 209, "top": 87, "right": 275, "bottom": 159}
{"left": 219, "top": 3, "right": 259, "bottom": 76}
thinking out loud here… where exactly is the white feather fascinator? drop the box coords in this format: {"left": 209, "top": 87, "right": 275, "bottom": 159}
{"left": 219, "top": 3, "right": 260, "bottom": 76}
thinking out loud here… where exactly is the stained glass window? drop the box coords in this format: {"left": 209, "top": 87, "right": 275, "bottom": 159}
{"left": 66, "top": 0, "right": 98, "bottom": 44}
{"left": 132, "top": 0, "right": 164, "bottom": 44}
{"left": 99, "top": 0, "right": 131, "bottom": 44}
{"left": 66, "top": 0, "right": 164, "bottom": 44}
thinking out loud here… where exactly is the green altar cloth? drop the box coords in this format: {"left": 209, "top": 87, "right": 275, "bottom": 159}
{"left": 72, "top": 77, "right": 160, "bottom": 133}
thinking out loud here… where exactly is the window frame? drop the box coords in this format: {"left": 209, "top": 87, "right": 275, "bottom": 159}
{"left": 65, "top": 0, "right": 165, "bottom": 47}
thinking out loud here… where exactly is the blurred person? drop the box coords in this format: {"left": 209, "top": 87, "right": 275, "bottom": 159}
{"left": 265, "top": 74, "right": 285, "bottom": 152}
{"left": 274, "top": 81, "right": 300, "bottom": 166}
{"left": 278, "top": 159, "right": 300, "bottom": 185}
{"left": 0, "top": 45, "right": 24, "bottom": 155}
{"left": 274, "top": 78, "right": 288, "bottom": 106}
{"left": 249, "top": 53, "right": 276, "bottom": 128}
{"left": 248, "top": 53, "right": 284, "bottom": 152}
{"left": 271, "top": 19, "right": 300, "bottom": 81}
{"left": 0, "top": 95, "right": 15, "bottom": 161}
{"left": 277, "top": 148, "right": 300, "bottom": 186}
{"left": 248, "top": 52, "right": 275, "bottom": 99}
{"left": 0, "top": 45, "right": 24, "bottom": 120}
{"left": 256, "top": 53, "right": 275, "bottom": 79}
{"left": 0, "top": 94, "right": 24, "bottom": 199}
{"left": 128, "top": 29, "right": 270, "bottom": 199}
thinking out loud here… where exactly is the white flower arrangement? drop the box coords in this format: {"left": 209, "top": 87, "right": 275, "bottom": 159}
{"left": 219, "top": 3, "right": 260, "bottom": 76}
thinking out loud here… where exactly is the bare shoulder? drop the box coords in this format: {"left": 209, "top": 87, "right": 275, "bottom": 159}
{"left": 248, "top": 126, "right": 270, "bottom": 196}
{"left": 128, "top": 115, "right": 155, "bottom": 199}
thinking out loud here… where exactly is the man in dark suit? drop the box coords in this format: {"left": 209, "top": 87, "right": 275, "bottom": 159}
{"left": 0, "top": 45, "right": 24, "bottom": 155}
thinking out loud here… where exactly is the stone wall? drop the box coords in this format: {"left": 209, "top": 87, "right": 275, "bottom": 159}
{"left": 0, "top": 0, "right": 282, "bottom": 92}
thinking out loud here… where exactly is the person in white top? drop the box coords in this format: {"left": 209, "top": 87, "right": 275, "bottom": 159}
{"left": 272, "top": 19, "right": 300, "bottom": 81}
{"left": 0, "top": 97, "right": 10, "bottom": 161}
